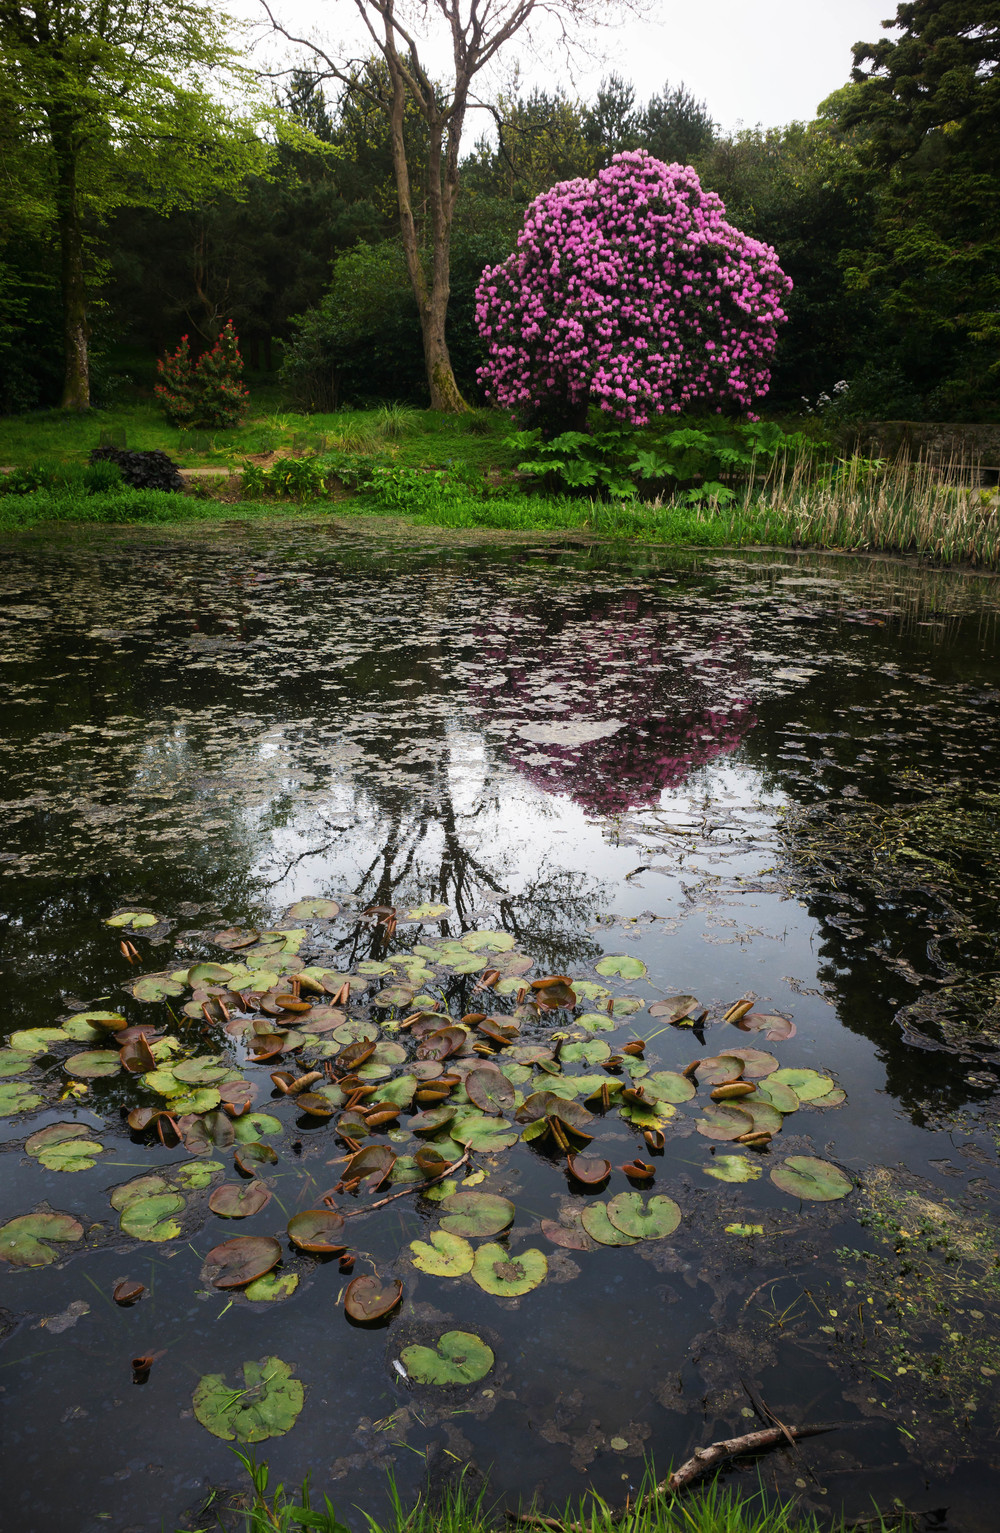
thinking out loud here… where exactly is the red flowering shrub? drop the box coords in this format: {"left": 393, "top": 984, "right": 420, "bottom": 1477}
{"left": 155, "top": 321, "right": 249, "bottom": 429}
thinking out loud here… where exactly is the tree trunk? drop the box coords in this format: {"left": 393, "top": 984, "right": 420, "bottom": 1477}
{"left": 422, "top": 281, "right": 466, "bottom": 412}
{"left": 51, "top": 128, "right": 89, "bottom": 410}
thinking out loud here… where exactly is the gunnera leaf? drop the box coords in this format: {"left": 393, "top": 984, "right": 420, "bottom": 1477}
{"left": 606, "top": 1192, "right": 681, "bottom": 1240}
{"left": 400, "top": 1330, "right": 494, "bottom": 1386}
{"left": 0, "top": 1212, "right": 84, "bottom": 1267}
{"left": 438, "top": 1192, "right": 515, "bottom": 1238}
{"left": 193, "top": 1356, "right": 303, "bottom": 1441}
{"left": 769, "top": 1157, "right": 852, "bottom": 1202}
{"left": 471, "top": 1243, "right": 547, "bottom": 1296}
{"left": 410, "top": 1231, "right": 474, "bottom": 1276}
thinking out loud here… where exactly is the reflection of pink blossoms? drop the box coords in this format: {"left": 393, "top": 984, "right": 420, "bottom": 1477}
{"left": 475, "top": 151, "right": 792, "bottom": 424}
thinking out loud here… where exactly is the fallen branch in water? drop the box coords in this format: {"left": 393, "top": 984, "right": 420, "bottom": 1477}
{"left": 653, "top": 1422, "right": 839, "bottom": 1496}
{"left": 338, "top": 1151, "right": 470, "bottom": 1217}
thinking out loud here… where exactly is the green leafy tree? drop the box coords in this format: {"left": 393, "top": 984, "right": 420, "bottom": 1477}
{"left": 0, "top": 0, "right": 281, "bottom": 410}
{"left": 463, "top": 85, "right": 593, "bottom": 203}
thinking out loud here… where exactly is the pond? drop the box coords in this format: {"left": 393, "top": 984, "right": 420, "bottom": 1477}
{"left": 1, "top": 520, "right": 999, "bottom": 1533}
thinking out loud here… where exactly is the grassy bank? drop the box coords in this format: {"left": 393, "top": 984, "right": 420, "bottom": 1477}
{"left": 197, "top": 1457, "right": 911, "bottom": 1533}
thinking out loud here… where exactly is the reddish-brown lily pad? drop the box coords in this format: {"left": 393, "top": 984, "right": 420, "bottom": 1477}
{"left": 287, "top": 1209, "right": 348, "bottom": 1254}
{"left": 735, "top": 1012, "right": 796, "bottom": 1041}
{"left": 466, "top": 1068, "right": 515, "bottom": 1115}
{"left": 566, "top": 1154, "right": 612, "bottom": 1187}
{"left": 208, "top": 1182, "right": 272, "bottom": 1218}
{"left": 202, "top": 1235, "right": 282, "bottom": 1289}
{"left": 343, "top": 1274, "right": 403, "bottom": 1323}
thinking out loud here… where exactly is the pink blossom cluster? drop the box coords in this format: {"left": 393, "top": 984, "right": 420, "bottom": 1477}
{"left": 475, "top": 151, "right": 792, "bottom": 424}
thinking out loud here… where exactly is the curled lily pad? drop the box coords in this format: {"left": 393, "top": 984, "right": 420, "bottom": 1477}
{"left": 580, "top": 1202, "right": 639, "bottom": 1247}
{"left": 449, "top": 1113, "right": 519, "bottom": 1152}
{"left": 287, "top": 1210, "right": 347, "bottom": 1254}
{"left": 648, "top": 995, "right": 698, "bottom": 1021}
{"left": 344, "top": 1275, "right": 403, "bottom": 1322}
{"left": 471, "top": 1243, "right": 547, "bottom": 1296}
{"left": 286, "top": 899, "right": 341, "bottom": 920}
{"left": 245, "top": 1271, "right": 299, "bottom": 1302}
{"left": 696, "top": 1104, "right": 755, "bottom": 1141}
{"left": 770, "top": 1157, "right": 853, "bottom": 1202}
{"left": 566, "top": 1154, "right": 611, "bottom": 1187}
{"left": 64, "top": 1050, "right": 120, "bottom": 1080}
{"left": 595, "top": 954, "right": 647, "bottom": 980}
{"left": 235, "top": 1142, "right": 278, "bottom": 1176}
{"left": 410, "top": 1230, "right": 475, "bottom": 1276}
{"left": 769, "top": 1068, "right": 835, "bottom": 1102}
{"left": 193, "top": 1355, "right": 303, "bottom": 1441}
{"left": 439, "top": 1192, "right": 515, "bottom": 1238}
{"left": 203, "top": 1235, "right": 283, "bottom": 1288}
{"left": 0, "top": 1051, "right": 34, "bottom": 1078}
{"left": 400, "top": 1330, "right": 494, "bottom": 1386}
{"left": 606, "top": 1192, "right": 681, "bottom": 1240}
{"left": 530, "top": 977, "right": 577, "bottom": 1008}
{"left": 65, "top": 1011, "right": 127, "bottom": 1035}
{"left": 209, "top": 1182, "right": 272, "bottom": 1218}
{"left": 703, "top": 1155, "right": 762, "bottom": 1183}
{"left": 132, "top": 973, "right": 185, "bottom": 1002}
{"left": 0, "top": 1212, "right": 84, "bottom": 1266}
{"left": 0, "top": 1082, "right": 43, "bottom": 1116}
{"left": 644, "top": 1071, "right": 696, "bottom": 1104}
{"left": 121, "top": 1193, "right": 186, "bottom": 1242}
{"left": 25, "top": 1122, "right": 104, "bottom": 1172}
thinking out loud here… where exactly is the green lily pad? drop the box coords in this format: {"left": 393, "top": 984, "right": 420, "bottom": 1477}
{"left": 769, "top": 1068, "right": 835, "bottom": 1102}
{"left": 809, "top": 1086, "right": 847, "bottom": 1108}
{"left": 389, "top": 1155, "right": 424, "bottom": 1185}
{"left": 0, "top": 1051, "right": 33, "bottom": 1078}
{"left": 696, "top": 1103, "right": 755, "bottom": 1141}
{"left": 245, "top": 1271, "right": 300, "bottom": 1302}
{"left": 120, "top": 1192, "right": 186, "bottom": 1241}
{"left": 173, "top": 1056, "right": 231, "bottom": 1086}
{"left": 173, "top": 1160, "right": 225, "bottom": 1188}
{"left": 233, "top": 1113, "right": 283, "bottom": 1143}
{"left": 410, "top": 1230, "right": 474, "bottom": 1277}
{"left": 186, "top": 963, "right": 235, "bottom": 986}
{"left": 723, "top": 1047, "right": 779, "bottom": 1079}
{"left": 703, "top": 1154, "right": 762, "bottom": 1183}
{"left": 167, "top": 1087, "right": 222, "bottom": 1116}
{"left": 449, "top": 1113, "right": 519, "bottom": 1153}
{"left": 693, "top": 1055, "right": 745, "bottom": 1086}
{"left": 107, "top": 911, "right": 158, "bottom": 929}
{"left": 64, "top": 1051, "right": 120, "bottom": 1080}
{"left": 372, "top": 986, "right": 415, "bottom": 1009}
{"left": 9, "top": 1028, "right": 66, "bottom": 1053}
{"left": 753, "top": 1080, "right": 800, "bottom": 1113}
{"left": 0, "top": 1083, "right": 44, "bottom": 1116}
{"left": 606, "top": 1192, "right": 681, "bottom": 1240}
{"left": 357, "top": 960, "right": 392, "bottom": 976}
{"left": 577, "top": 1012, "right": 619, "bottom": 1034}
{"left": 0, "top": 1211, "right": 84, "bottom": 1266}
{"left": 770, "top": 1157, "right": 852, "bottom": 1202}
{"left": 406, "top": 903, "right": 451, "bottom": 921}
{"left": 400, "top": 1330, "right": 494, "bottom": 1386}
{"left": 64, "top": 1011, "right": 127, "bottom": 1037}
{"left": 571, "top": 981, "right": 610, "bottom": 1001}
{"left": 378, "top": 1075, "right": 417, "bottom": 1110}
{"left": 471, "top": 1243, "right": 547, "bottom": 1296}
{"left": 745, "top": 1100, "right": 784, "bottom": 1135}
{"left": 25, "top": 1122, "right": 104, "bottom": 1172}
{"left": 286, "top": 899, "right": 341, "bottom": 920}
{"left": 609, "top": 997, "right": 644, "bottom": 1017}
{"left": 595, "top": 954, "right": 647, "bottom": 980}
{"left": 461, "top": 930, "right": 515, "bottom": 952}
{"left": 111, "top": 1174, "right": 170, "bottom": 1210}
{"left": 132, "top": 973, "right": 185, "bottom": 1002}
{"left": 287, "top": 1210, "right": 347, "bottom": 1254}
{"left": 559, "top": 1040, "right": 610, "bottom": 1065}
{"left": 193, "top": 1355, "right": 304, "bottom": 1442}
{"left": 644, "top": 1071, "right": 696, "bottom": 1104}
{"left": 726, "top": 1223, "right": 765, "bottom": 1237}
{"left": 439, "top": 1192, "right": 515, "bottom": 1238}
{"left": 580, "top": 1202, "right": 640, "bottom": 1247}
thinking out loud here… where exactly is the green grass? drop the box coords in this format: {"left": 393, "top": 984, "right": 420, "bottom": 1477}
{"left": 193, "top": 1454, "right": 911, "bottom": 1533}
{"left": 0, "top": 488, "right": 320, "bottom": 532}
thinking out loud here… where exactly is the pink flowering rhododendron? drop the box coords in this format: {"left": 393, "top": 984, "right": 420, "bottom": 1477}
{"left": 475, "top": 151, "right": 792, "bottom": 426}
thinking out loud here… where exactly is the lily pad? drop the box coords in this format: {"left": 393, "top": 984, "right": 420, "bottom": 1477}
{"left": 726, "top": 1223, "right": 765, "bottom": 1236}
{"left": 596, "top": 954, "right": 647, "bottom": 980}
{"left": 644, "top": 1070, "right": 696, "bottom": 1105}
{"left": 0, "top": 1083, "right": 44, "bottom": 1116}
{"left": 400, "top": 1330, "right": 494, "bottom": 1386}
{"left": 696, "top": 1103, "right": 755, "bottom": 1141}
{"left": 9, "top": 1028, "right": 66, "bottom": 1053}
{"left": 0, "top": 1212, "right": 84, "bottom": 1266}
{"left": 107, "top": 911, "right": 158, "bottom": 929}
{"left": 287, "top": 1210, "right": 348, "bottom": 1254}
{"left": 286, "top": 899, "right": 341, "bottom": 920}
{"left": 723, "top": 1047, "right": 779, "bottom": 1079}
{"left": 693, "top": 1055, "right": 745, "bottom": 1086}
{"left": 64, "top": 1050, "right": 120, "bottom": 1080}
{"left": 173, "top": 1056, "right": 231, "bottom": 1086}
{"left": 770, "top": 1157, "right": 853, "bottom": 1202}
{"left": 439, "top": 1192, "right": 515, "bottom": 1238}
{"left": 193, "top": 1355, "right": 303, "bottom": 1441}
{"left": 449, "top": 1113, "right": 519, "bottom": 1153}
{"left": 406, "top": 903, "right": 450, "bottom": 920}
{"left": 648, "top": 995, "right": 699, "bottom": 1021}
{"left": 209, "top": 1182, "right": 272, "bottom": 1218}
{"left": 344, "top": 1274, "right": 403, "bottom": 1322}
{"left": 64, "top": 1011, "right": 127, "bottom": 1035}
{"left": 410, "top": 1230, "right": 475, "bottom": 1276}
{"left": 753, "top": 1080, "right": 800, "bottom": 1113}
{"left": 212, "top": 927, "right": 260, "bottom": 950}
{"left": 606, "top": 1192, "right": 681, "bottom": 1240}
{"left": 0, "top": 1051, "right": 34, "bottom": 1078}
{"left": 25, "top": 1122, "right": 104, "bottom": 1172}
{"left": 471, "top": 1243, "right": 547, "bottom": 1296}
{"left": 736, "top": 1012, "right": 796, "bottom": 1041}
{"left": 173, "top": 1160, "right": 225, "bottom": 1189}
{"left": 559, "top": 1040, "right": 610, "bottom": 1065}
{"left": 132, "top": 973, "right": 186, "bottom": 1002}
{"left": 465, "top": 1069, "right": 515, "bottom": 1115}
{"left": 577, "top": 1012, "right": 619, "bottom": 1034}
{"left": 566, "top": 1154, "right": 611, "bottom": 1186}
{"left": 810, "top": 1086, "right": 847, "bottom": 1108}
{"left": 203, "top": 1235, "right": 282, "bottom": 1287}
{"left": 120, "top": 1192, "right": 186, "bottom": 1242}
{"left": 703, "top": 1154, "right": 762, "bottom": 1183}
{"left": 461, "top": 930, "right": 515, "bottom": 952}
{"left": 769, "top": 1068, "right": 835, "bottom": 1102}
{"left": 580, "top": 1202, "right": 640, "bottom": 1247}
{"left": 233, "top": 1113, "right": 283, "bottom": 1143}
{"left": 245, "top": 1272, "right": 300, "bottom": 1302}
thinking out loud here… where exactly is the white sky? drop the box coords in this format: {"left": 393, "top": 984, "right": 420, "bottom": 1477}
{"left": 253, "top": 0, "right": 898, "bottom": 138}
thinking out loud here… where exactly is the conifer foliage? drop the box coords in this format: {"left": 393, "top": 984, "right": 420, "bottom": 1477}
{"left": 155, "top": 322, "right": 250, "bottom": 428}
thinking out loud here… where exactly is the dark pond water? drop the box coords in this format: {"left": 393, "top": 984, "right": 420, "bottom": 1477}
{"left": 2, "top": 521, "right": 1000, "bottom": 1533}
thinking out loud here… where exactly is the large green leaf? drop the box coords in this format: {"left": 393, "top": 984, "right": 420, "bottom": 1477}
{"left": 770, "top": 1157, "right": 852, "bottom": 1201}
{"left": 120, "top": 1192, "right": 186, "bottom": 1242}
{"left": 410, "top": 1230, "right": 474, "bottom": 1276}
{"left": 595, "top": 954, "right": 647, "bottom": 980}
{"left": 449, "top": 1113, "right": 519, "bottom": 1152}
{"left": 471, "top": 1243, "right": 547, "bottom": 1296}
{"left": 769, "top": 1068, "right": 835, "bottom": 1102}
{"left": 703, "top": 1155, "right": 762, "bottom": 1183}
{"left": 438, "top": 1192, "right": 515, "bottom": 1238}
{"left": 461, "top": 930, "right": 515, "bottom": 952}
{"left": 0, "top": 1050, "right": 34, "bottom": 1078}
{"left": 580, "top": 1202, "right": 639, "bottom": 1247}
{"left": 64, "top": 1051, "right": 120, "bottom": 1079}
{"left": 193, "top": 1356, "right": 304, "bottom": 1441}
{"left": 25, "top": 1122, "right": 104, "bottom": 1172}
{"left": 644, "top": 1071, "right": 696, "bottom": 1104}
{"left": 400, "top": 1331, "right": 494, "bottom": 1386}
{"left": 0, "top": 1082, "right": 43, "bottom": 1115}
{"left": 606, "top": 1192, "right": 681, "bottom": 1240}
{"left": 0, "top": 1212, "right": 83, "bottom": 1266}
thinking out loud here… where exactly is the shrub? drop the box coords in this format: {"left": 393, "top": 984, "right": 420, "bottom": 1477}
{"left": 154, "top": 320, "right": 249, "bottom": 429}
{"left": 88, "top": 447, "right": 184, "bottom": 493}
{"left": 475, "top": 150, "right": 792, "bottom": 432}
{"left": 0, "top": 460, "right": 124, "bottom": 496}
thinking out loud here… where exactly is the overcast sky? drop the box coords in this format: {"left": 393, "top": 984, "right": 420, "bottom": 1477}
{"left": 256, "top": 0, "right": 899, "bottom": 137}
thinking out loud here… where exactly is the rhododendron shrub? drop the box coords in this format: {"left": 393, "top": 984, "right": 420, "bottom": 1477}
{"left": 475, "top": 151, "right": 792, "bottom": 429}
{"left": 155, "top": 321, "right": 249, "bottom": 429}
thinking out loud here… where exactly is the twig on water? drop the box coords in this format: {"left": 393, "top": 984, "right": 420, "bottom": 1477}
{"left": 339, "top": 1151, "right": 470, "bottom": 1218}
{"left": 651, "top": 1422, "right": 841, "bottom": 1496}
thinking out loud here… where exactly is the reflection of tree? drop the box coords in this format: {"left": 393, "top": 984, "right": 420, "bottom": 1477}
{"left": 468, "top": 591, "right": 756, "bottom": 814}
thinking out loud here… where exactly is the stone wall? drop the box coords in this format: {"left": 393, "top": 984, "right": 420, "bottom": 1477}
{"left": 853, "top": 421, "right": 1000, "bottom": 480}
